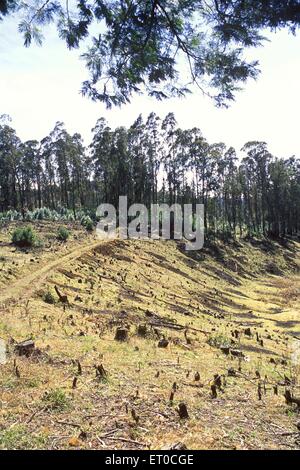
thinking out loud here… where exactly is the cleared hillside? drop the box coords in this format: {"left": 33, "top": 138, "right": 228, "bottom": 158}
{"left": 0, "top": 222, "right": 300, "bottom": 450}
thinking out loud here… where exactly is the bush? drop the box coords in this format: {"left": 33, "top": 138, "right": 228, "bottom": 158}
{"left": 85, "top": 219, "right": 94, "bottom": 232}
{"left": 208, "top": 334, "right": 231, "bottom": 349}
{"left": 43, "top": 290, "right": 56, "bottom": 305}
{"left": 81, "top": 215, "right": 94, "bottom": 232}
{"left": 11, "top": 226, "right": 37, "bottom": 248}
{"left": 42, "top": 388, "right": 70, "bottom": 411}
{"left": 0, "top": 425, "right": 47, "bottom": 450}
{"left": 57, "top": 226, "right": 70, "bottom": 242}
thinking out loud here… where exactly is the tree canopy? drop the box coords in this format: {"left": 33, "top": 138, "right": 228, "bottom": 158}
{"left": 1, "top": 1, "right": 300, "bottom": 107}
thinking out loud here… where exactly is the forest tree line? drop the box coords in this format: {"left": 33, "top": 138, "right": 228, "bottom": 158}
{"left": 0, "top": 113, "right": 299, "bottom": 239}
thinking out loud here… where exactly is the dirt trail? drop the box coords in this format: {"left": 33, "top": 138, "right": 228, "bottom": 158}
{"left": 0, "top": 239, "right": 103, "bottom": 307}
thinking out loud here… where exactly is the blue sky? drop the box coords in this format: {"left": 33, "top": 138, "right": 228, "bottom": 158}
{"left": 0, "top": 14, "right": 299, "bottom": 158}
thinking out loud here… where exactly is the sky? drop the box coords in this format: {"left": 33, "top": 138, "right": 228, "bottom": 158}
{"left": 0, "top": 14, "right": 300, "bottom": 158}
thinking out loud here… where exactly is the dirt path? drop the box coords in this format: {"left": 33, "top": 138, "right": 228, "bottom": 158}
{"left": 0, "top": 239, "right": 104, "bottom": 307}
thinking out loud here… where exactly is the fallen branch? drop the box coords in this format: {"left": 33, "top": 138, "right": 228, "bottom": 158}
{"left": 103, "top": 436, "right": 148, "bottom": 447}
{"left": 55, "top": 420, "right": 81, "bottom": 428}
{"left": 26, "top": 406, "right": 47, "bottom": 424}
{"left": 149, "top": 320, "right": 209, "bottom": 336}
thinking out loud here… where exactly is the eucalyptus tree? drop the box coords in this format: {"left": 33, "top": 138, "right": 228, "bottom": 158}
{"left": 67, "top": 132, "right": 86, "bottom": 213}
{"left": 222, "top": 147, "right": 240, "bottom": 234}
{"left": 145, "top": 112, "right": 162, "bottom": 204}
{"left": 127, "top": 115, "right": 149, "bottom": 205}
{"left": 90, "top": 118, "right": 113, "bottom": 204}
{"left": 268, "top": 158, "right": 289, "bottom": 237}
{"left": 19, "top": 140, "right": 41, "bottom": 210}
{"left": 0, "top": 122, "right": 22, "bottom": 211}
{"left": 109, "top": 126, "right": 131, "bottom": 207}
{"left": 0, "top": 0, "right": 16, "bottom": 19}
{"left": 161, "top": 112, "right": 178, "bottom": 205}
{"left": 241, "top": 142, "right": 273, "bottom": 235}
{"left": 40, "top": 133, "right": 56, "bottom": 208}
{"left": 284, "top": 157, "right": 300, "bottom": 235}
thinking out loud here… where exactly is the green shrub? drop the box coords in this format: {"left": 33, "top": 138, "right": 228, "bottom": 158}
{"left": 42, "top": 388, "right": 70, "bottom": 411}
{"left": 11, "top": 226, "right": 37, "bottom": 247}
{"left": 0, "top": 425, "right": 47, "bottom": 450}
{"left": 85, "top": 219, "right": 94, "bottom": 232}
{"left": 81, "top": 215, "right": 94, "bottom": 232}
{"left": 57, "top": 226, "right": 70, "bottom": 242}
{"left": 208, "top": 333, "right": 231, "bottom": 349}
{"left": 33, "top": 207, "right": 52, "bottom": 220}
{"left": 43, "top": 290, "right": 56, "bottom": 305}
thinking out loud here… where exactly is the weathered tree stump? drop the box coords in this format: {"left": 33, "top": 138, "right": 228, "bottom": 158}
{"left": 114, "top": 327, "right": 129, "bottom": 341}
{"left": 233, "top": 330, "right": 240, "bottom": 339}
{"left": 95, "top": 363, "right": 107, "bottom": 379}
{"left": 177, "top": 402, "right": 189, "bottom": 419}
{"left": 258, "top": 383, "right": 262, "bottom": 401}
{"left": 55, "top": 285, "right": 69, "bottom": 304}
{"left": 15, "top": 340, "right": 35, "bottom": 357}
{"left": 137, "top": 324, "right": 147, "bottom": 337}
{"left": 231, "top": 349, "right": 244, "bottom": 358}
{"left": 72, "top": 377, "right": 78, "bottom": 389}
{"left": 158, "top": 338, "right": 169, "bottom": 348}
{"left": 131, "top": 408, "right": 139, "bottom": 424}
{"left": 211, "top": 384, "right": 218, "bottom": 399}
{"left": 284, "top": 390, "right": 300, "bottom": 408}
{"left": 164, "top": 442, "right": 188, "bottom": 450}
{"left": 228, "top": 367, "right": 237, "bottom": 377}
{"left": 214, "top": 374, "right": 222, "bottom": 390}
{"left": 194, "top": 371, "right": 200, "bottom": 382}
{"left": 220, "top": 346, "right": 230, "bottom": 356}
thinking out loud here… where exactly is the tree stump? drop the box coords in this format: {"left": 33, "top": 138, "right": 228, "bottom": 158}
{"left": 158, "top": 338, "right": 169, "bottom": 348}
{"left": 137, "top": 324, "right": 147, "bottom": 337}
{"left": 214, "top": 374, "right": 222, "bottom": 389}
{"left": 231, "top": 349, "right": 244, "bottom": 358}
{"left": 95, "top": 363, "right": 107, "bottom": 379}
{"left": 284, "top": 390, "right": 300, "bottom": 408}
{"left": 177, "top": 402, "right": 189, "bottom": 419}
{"left": 115, "top": 327, "right": 129, "bottom": 342}
{"left": 15, "top": 340, "right": 35, "bottom": 357}
{"left": 228, "top": 367, "right": 237, "bottom": 377}
{"left": 220, "top": 346, "right": 230, "bottom": 356}
{"left": 164, "top": 442, "right": 188, "bottom": 450}
{"left": 211, "top": 384, "right": 218, "bottom": 399}
{"left": 194, "top": 371, "right": 200, "bottom": 382}
{"left": 54, "top": 285, "right": 69, "bottom": 304}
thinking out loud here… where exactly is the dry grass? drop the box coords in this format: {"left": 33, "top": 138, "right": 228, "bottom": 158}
{"left": 271, "top": 278, "right": 300, "bottom": 305}
{"left": 0, "top": 223, "right": 300, "bottom": 450}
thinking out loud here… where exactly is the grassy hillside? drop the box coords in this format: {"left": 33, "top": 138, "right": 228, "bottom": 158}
{"left": 0, "top": 222, "right": 300, "bottom": 450}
